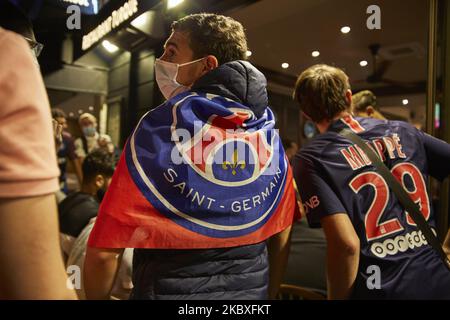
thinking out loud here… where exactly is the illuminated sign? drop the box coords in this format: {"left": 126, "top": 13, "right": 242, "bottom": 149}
{"left": 82, "top": 0, "right": 138, "bottom": 51}
{"left": 61, "top": 0, "right": 90, "bottom": 7}
{"left": 58, "top": 0, "right": 99, "bottom": 14}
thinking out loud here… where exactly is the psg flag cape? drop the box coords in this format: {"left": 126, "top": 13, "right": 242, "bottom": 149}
{"left": 88, "top": 92, "right": 298, "bottom": 249}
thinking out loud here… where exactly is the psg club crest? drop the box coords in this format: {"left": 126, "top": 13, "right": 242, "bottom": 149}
{"left": 125, "top": 93, "right": 288, "bottom": 238}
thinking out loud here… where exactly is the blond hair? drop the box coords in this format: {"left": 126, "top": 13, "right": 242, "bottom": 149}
{"left": 352, "top": 90, "right": 378, "bottom": 112}
{"left": 293, "top": 64, "right": 351, "bottom": 122}
{"left": 78, "top": 113, "right": 97, "bottom": 124}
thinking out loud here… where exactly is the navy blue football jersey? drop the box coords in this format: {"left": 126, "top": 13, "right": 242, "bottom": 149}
{"left": 293, "top": 115, "right": 450, "bottom": 299}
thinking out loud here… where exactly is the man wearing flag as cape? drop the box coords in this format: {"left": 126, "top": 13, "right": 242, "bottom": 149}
{"left": 84, "top": 13, "right": 299, "bottom": 300}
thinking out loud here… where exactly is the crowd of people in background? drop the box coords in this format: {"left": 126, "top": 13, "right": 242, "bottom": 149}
{"left": 51, "top": 111, "right": 123, "bottom": 299}
{"left": 1, "top": 0, "right": 450, "bottom": 301}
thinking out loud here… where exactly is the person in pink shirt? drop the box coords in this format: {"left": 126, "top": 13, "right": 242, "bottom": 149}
{"left": 0, "top": 1, "right": 76, "bottom": 299}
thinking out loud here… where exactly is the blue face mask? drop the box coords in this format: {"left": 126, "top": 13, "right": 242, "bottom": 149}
{"left": 82, "top": 126, "right": 97, "bottom": 137}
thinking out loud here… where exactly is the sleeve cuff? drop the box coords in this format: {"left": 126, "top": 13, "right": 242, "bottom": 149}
{"left": 0, "top": 177, "right": 59, "bottom": 198}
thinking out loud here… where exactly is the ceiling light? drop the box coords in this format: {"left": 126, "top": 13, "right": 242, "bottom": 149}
{"left": 167, "top": 0, "right": 184, "bottom": 9}
{"left": 102, "top": 40, "right": 119, "bottom": 53}
{"left": 360, "top": 60, "right": 368, "bottom": 67}
{"left": 246, "top": 50, "right": 252, "bottom": 57}
{"left": 402, "top": 99, "right": 409, "bottom": 106}
{"left": 78, "top": 109, "right": 84, "bottom": 114}
{"left": 281, "top": 63, "right": 289, "bottom": 69}
{"left": 89, "top": 106, "right": 94, "bottom": 111}
{"left": 341, "top": 26, "right": 351, "bottom": 34}
{"left": 312, "top": 51, "right": 320, "bottom": 58}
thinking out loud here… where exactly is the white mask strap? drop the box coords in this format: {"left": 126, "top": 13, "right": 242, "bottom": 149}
{"left": 178, "top": 57, "right": 206, "bottom": 67}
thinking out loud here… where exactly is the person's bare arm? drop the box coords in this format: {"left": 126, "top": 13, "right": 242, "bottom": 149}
{"left": 321, "top": 213, "right": 360, "bottom": 300}
{"left": 71, "top": 158, "right": 83, "bottom": 185}
{"left": 84, "top": 247, "right": 124, "bottom": 300}
{"left": 0, "top": 194, "right": 77, "bottom": 299}
{"left": 267, "top": 225, "right": 292, "bottom": 299}
{"left": 73, "top": 139, "right": 86, "bottom": 167}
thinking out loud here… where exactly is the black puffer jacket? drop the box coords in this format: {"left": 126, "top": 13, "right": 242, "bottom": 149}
{"left": 131, "top": 243, "right": 268, "bottom": 300}
{"left": 130, "top": 61, "right": 270, "bottom": 300}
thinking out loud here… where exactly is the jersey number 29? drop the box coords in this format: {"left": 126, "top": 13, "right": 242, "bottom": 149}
{"left": 349, "top": 162, "right": 430, "bottom": 241}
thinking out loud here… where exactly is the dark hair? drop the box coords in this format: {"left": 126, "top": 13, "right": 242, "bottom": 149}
{"left": 352, "top": 90, "right": 378, "bottom": 112}
{"left": 171, "top": 13, "right": 247, "bottom": 65}
{"left": 82, "top": 149, "right": 115, "bottom": 183}
{"left": 51, "top": 108, "right": 67, "bottom": 119}
{"left": 293, "top": 64, "right": 351, "bottom": 123}
{"left": 0, "top": 0, "right": 35, "bottom": 40}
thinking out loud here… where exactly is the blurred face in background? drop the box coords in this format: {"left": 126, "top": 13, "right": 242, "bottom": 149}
{"left": 95, "top": 174, "right": 113, "bottom": 202}
{"left": 54, "top": 116, "right": 68, "bottom": 130}
{"left": 79, "top": 115, "right": 97, "bottom": 137}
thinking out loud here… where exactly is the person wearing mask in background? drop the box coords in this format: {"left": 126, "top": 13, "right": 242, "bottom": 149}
{"left": 0, "top": 0, "right": 76, "bottom": 299}
{"left": 84, "top": 13, "right": 298, "bottom": 300}
{"left": 52, "top": 108, "right": 83, "bottom": 194}
{"left": 352, "top": 90, "right": 386, "bottom": 120}
{"left": 74, "top": 112, "right": 113, "bottom": 162}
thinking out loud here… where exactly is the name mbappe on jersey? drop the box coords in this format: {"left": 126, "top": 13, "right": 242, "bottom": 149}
{"left": 299, "top": 115, "right": 432, "bottom": 260}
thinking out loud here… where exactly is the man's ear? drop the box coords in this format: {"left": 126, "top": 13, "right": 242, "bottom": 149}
{"left": 366, "top": 106, "right": 375, "bottom": 117}
{"left": 204, "top": 55, "right": 219, "bottom": 71}
{"left": 345, "top": 89, "right": 353, "bottom": 107}
{"left": 95, "top": 174, "right": 105, "bottom": 189}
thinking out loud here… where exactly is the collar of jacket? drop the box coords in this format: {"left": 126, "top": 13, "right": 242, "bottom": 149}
{"left": 191, "top": 60, "right": 268, "bottom": 118}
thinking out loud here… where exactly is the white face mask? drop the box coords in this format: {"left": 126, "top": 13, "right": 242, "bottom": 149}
{"left": 155, "top": 57, "right": 205, "bottom": 100}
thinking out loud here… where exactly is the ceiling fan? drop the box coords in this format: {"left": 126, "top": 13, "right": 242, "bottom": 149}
{"left": 366, "top": 44, "right": 391, "bottom": 83}
{"left": 352, "top": 43, "right": 422, "bottom": 88}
